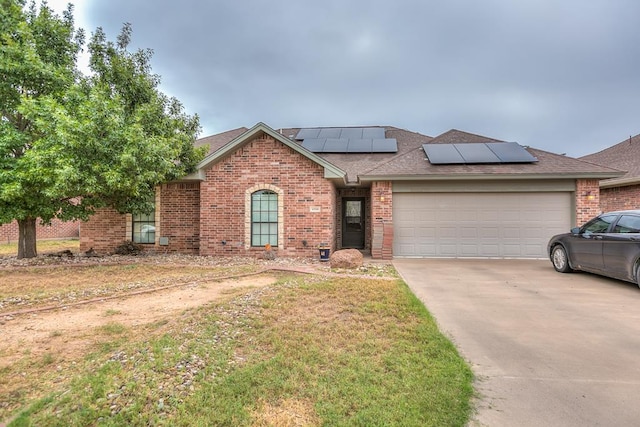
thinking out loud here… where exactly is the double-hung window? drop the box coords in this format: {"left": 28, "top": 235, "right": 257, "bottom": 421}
{"left": 251, "top": 190, "right": 278, "bottom": 246}
{"left": 132, "top": 208, "right": 155, "bottom": 244}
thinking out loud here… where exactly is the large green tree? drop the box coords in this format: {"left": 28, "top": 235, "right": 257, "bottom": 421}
{"left": 0, "top": 1, "right": 204, "bottom": 259}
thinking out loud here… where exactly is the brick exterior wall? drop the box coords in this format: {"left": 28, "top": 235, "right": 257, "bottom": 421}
{"left": 371, "top": 181, "right": 393, "bottom": 259}
{"left": 199, "top": 134, "right": 337, "bottom": 258}
{"left": 0, "top": 218, "right": 79, "bottom": 243}
{"left": 158, "top": 182, "right": 200, "bottom": 254}
{"left": 575, "top": 178, "right": 601, "bottom": 226}
{"left": 600, "top": 184, "right": 640, "bottom": 212}
{"left": 80, "top": 207, "right": 127, "bottom": 253}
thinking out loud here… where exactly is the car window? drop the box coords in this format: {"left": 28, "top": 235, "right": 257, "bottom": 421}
{"left": 582, "top": 214, "right": 617, "bottom": 234}
{"left": 613, "top": 215, "right": 640, "bottom": 233}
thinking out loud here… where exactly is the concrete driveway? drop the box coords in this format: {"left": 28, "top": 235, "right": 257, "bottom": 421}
{"left": 393, "top": 258, "right": 640, "bottom": 427}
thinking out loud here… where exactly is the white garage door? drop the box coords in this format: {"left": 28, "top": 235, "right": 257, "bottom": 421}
{"left": 393, "top": 192, "right": 572, "bottom": 258}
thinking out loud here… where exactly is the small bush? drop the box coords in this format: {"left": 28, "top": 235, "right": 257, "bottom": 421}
{"left": 114, "top": 241, "right": 143, "bottom": 255}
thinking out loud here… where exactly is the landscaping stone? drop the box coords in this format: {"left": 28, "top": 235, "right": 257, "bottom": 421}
{"left": 329, "top": 249, "right": 363, "bottom": 269}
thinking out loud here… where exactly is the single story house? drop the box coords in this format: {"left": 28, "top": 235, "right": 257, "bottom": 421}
{"left": 580, "top": 134, "right": 640, "bottom": 212}
{"left": 80, "top": 122, "right": 622, "bottom": 259}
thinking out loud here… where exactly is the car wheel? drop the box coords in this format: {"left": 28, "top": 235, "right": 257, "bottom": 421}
{"left": 551, "top": 245, "right": 572, "bottom": 273}
{"left": 636, "top": 263, "right": 640, "bottom": 289}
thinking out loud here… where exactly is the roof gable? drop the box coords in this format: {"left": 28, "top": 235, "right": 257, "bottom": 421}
{"left": 580, "top": 134, "right": 640, "bottom": 187}
{"left": 428, "top": 129, "right": 504, "bottom": 144}
{"left": 191, "top": 122, "right": 346, "bottom": 181}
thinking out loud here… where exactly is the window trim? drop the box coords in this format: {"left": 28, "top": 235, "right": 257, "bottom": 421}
{"left": 245, "top": 184, "right": 284, "bottom": 249}
{"left": 131, "top": 194, "right": 158, "bottom": 244}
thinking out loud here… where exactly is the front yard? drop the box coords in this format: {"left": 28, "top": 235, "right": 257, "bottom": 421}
{"left": 0, "top": 249, "right": 473, "bottom": 426}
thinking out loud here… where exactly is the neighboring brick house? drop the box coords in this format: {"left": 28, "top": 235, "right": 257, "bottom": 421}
{"left": 0, "top": 218, "right": 79, "bottom": 243}
{"left": 80, "top": 123, "right": 621, "bottom": 259}
{"left": 580, "top": 134, "right": 640, "bottom": 212}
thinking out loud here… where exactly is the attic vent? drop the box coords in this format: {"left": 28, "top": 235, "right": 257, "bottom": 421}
{"left": 295, "top": 127, "right": 398, "bottom": 153}
{"left": 423, "top": 142, "right": 538, "bottom": 164}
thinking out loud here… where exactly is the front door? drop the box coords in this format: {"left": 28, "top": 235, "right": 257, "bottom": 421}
{"left": 342, "top": 198, "right": 365, "bottom": 248}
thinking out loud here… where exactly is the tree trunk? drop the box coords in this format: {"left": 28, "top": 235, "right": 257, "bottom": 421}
{"left": 17, "top": 217, "right": 38, "bottom": 259}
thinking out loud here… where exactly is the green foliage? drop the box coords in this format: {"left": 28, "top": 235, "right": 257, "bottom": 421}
{"left": 0, "top": 0, "right": 83, "bottom": 224}
{"left": 0, "top": 1, "right": 205, "bottom": 256}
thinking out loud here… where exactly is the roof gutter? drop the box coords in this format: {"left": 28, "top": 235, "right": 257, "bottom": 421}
{"left": 599, "top": 176, "right": 640, "bottom": 189}
{"left": 359, "top": 172, "right": 625, "bottom": 182}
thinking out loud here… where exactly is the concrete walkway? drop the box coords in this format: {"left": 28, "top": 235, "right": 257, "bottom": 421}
{"left": 394, "top": 258, "right": 640, "bottom": 427}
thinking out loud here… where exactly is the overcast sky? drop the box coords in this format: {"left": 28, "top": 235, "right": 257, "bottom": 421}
{"left": 47, "top": 0, "right": 640, "bottom": 157}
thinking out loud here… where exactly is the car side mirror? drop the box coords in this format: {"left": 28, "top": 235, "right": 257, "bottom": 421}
{"left": 570, "top": 227, "right": 581, "bottom": 235}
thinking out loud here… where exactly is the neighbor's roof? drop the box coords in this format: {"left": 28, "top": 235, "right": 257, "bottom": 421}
{"left": 193, "top": 124, "right": 623, "bottom": 184}
{"left": 580, "top": 134, "right": 640, "bottom": 188}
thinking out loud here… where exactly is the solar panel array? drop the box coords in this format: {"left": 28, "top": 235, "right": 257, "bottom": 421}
{"left": 295, "top": 128, "right": 398, "bottom": 153}
{"left": 423, "top": 142, "right": 538, "bottom": 164}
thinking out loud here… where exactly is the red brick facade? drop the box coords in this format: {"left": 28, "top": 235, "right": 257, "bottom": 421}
{"left": 80, "top": 134, "right": 339, "bottom": 257}
{"left": 575, "top": 178, "right": 601, "bottom": 225}
{"left": 600, "top": 184, "right": 640, "bottom": 212}
{"left": 371, "top": 181, "right": 393, "bottom": 259}
{"left": 80, "top": 207, "right": 127, "bottom": 253}
{"left": 199, "top": 134, "right": 336, "bottom": 257}
{"left": 0, "top": 218, "right": 79, "bottom": 243}
{"left": 158, "top": 182, "right": 201, "bottom": 254}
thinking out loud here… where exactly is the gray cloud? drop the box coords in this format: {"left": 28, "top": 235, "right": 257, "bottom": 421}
{"left": 78, "top": 0, "right": 640, "bottom": 156}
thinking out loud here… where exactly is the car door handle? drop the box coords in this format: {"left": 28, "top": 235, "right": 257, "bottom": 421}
{"left": 594, "top": 235, "right": 604, "bottom": 240}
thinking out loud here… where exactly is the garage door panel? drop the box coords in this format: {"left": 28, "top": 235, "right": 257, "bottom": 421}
{"left": 460, "top": 227, "right": 478, "bottom": 238}
{"left": 461, "top": 245, "right": 479, "bottom": 256}
{"left": 393, "top": 192, "right": 571, "bottom": 258}
{"left": 416, "top": 227, "right": 436, "bottom": 238}
{"left": 479, "top": 227, "right": 500, "bottom": 238}
{"left": 479, "top": 244, "right": 500, "bottom": 256}
{"left": 439, "top": 243, "right": 457, "bottom": 256}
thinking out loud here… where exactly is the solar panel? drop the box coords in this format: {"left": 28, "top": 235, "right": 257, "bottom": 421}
{"left": 296, "top": 128, "right": 396, "bottom": 153}
{"left": 322, "top": 138, "right": 349, "bottom": 152}
{"left": 363, "top": 128, "right": 386, "bottom": 139}
{"left": 347, "top": 139, "right": 373, "bottom": 153}
{"left": 340, "top": 128, "right": 364, "bottom": 139}
{"left": 423, "top": 144, "right": 465, "bottom": 164}
{"left": 295, "top": 128, "right": 320, "bottom": 140}
{"left": 301, "top": 139, "right": 326, "bottom": 152}
{"left": 372, "top": 138, "right": 398, "bottom": 152}
{"left": 454, "top": 143, "right": 500, "bottom": 163}
{"left": 488, "top": 142, "right": 538, "bottom": 163}
{"left": 423, "top": 142, "right": 538, "bottom": 164}
{"left": 318, "top": 128, "right": 342, "bottom": 139}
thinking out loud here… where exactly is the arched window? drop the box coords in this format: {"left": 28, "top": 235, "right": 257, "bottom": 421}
{"left": 251, "top": 190, "right": 278, "bottom": 247}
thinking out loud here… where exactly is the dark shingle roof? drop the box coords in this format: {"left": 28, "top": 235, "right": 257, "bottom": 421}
{"left": 194, "top": 125, "right": 622, "bottom": 183}
{"left": 580, "top": 134, "right": 640, "bottom": 187}
{"left": 427, "top": 129, "right": 503, "bottom": 144}
{"left": 194, "top": 127, "right": 248, "bottom": 155}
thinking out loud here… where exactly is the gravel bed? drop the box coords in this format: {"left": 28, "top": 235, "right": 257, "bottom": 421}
{"left": 0, "top": 252, "right": 327, "bottom": 270}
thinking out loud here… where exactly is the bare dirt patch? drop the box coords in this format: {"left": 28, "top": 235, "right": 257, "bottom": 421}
{"left": 0, "top": 259, "right": 287, "bottom": 422}
{"left": 0, "top": 253, "right": 395, "bottom": 422}
{"left": 0, "top": 275, "right": 276, "bottom": 369}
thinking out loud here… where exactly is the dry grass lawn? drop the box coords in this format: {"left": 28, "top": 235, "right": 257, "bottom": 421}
{"left": 0, "top": 252, "right": 472, "bottom": 426}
